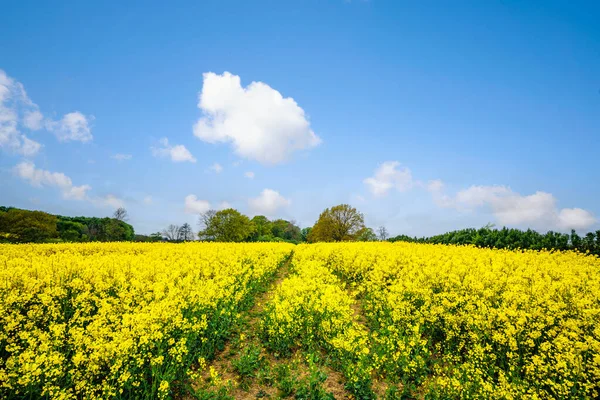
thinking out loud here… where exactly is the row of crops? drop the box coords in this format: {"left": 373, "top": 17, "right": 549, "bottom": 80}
{"left": 1, "top": 242, "right": 599, "bottom": 398}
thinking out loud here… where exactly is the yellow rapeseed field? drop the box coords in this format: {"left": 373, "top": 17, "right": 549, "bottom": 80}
{"left": 2, "top": 242, "right": 599, "bottom": 399}
{"left": 279, "top": 243, "right": 600, "bottom": 399}
{"left": 0, "top": 242, "right": 293, "bottom": 399}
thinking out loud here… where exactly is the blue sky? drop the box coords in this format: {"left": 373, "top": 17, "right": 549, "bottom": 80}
{"left": 1, "top": 0, "right": 598, "bottom": 236}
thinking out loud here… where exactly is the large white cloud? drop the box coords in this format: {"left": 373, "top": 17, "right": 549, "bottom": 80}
{"left": 364, "top": 161, "right": 413, "bottom": 196}
{"left": 14, "top": 161, "right": 91, "bottom": 200}
{"left": 193, "top": 72, "right": 321, "bottom": 165}
{"left": 248, "top": 189, "right": 291, "bottom": 216}
{"left": 184, "top": 195, "right": 211, "bottom": 214}
{"left": 151, "top": 138, "right": 196, "bottom": 163}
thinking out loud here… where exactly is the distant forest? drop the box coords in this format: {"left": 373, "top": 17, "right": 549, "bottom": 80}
{"left": 389, "top": 226, "right": 600, "bottom": 255}
{"left": 1, "top": 205, "right": 599, "bottom": 255}
{"left": 0, "top": 206, "right": 134, "bottom": 243}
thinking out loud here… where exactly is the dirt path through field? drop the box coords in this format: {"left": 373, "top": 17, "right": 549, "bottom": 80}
{"left": 183, "top": 252, "right": 293, "bottom": 399}
{"left": 183, "top": 251, "right": 358, "bottom": 399}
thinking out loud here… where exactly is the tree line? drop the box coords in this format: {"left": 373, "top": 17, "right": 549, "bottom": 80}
{"left": 389, "top": 225, "right": 600, "bottom": 255}
{"left": 152, "top": 209, "right": 308, "bottom": 244}
{"left": 0, "top": 206, "right": 135, "bottom": 243}
{"left": 3, "top": 204, "right": 599, "bottom": 255}
{"left": 151, "top": 204, "right": 379, "bottom": 244}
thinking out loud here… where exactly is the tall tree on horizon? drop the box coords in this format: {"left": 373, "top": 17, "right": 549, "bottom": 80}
{"left": 178, "top": 223, "right": 194, "bottom": 241}
{"left": 198, "top": 209, "right": 255, "bottom": 242}
{"left": 308, "top": 204, "right": 365, "bottom": 242}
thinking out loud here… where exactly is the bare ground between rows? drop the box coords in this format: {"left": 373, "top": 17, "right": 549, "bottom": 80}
{"left": 182, "top": 253, "right": 353, "bottom": 399}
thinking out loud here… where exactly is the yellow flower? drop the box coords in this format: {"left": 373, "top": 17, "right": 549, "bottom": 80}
{"left": 158, "top": 380, "right": 169, "bottom": 399}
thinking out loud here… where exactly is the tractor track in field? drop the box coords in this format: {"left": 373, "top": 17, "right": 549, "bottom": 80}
{"left": 183, "top": 251, "right": 354, "bottom": 399}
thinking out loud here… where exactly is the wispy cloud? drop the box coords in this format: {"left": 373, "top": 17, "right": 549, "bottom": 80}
{"left": 151, "top": 137, "right": 196, "bottom": 163}
{"left": 111, "top": 153, "right": 132, "bottom": 161}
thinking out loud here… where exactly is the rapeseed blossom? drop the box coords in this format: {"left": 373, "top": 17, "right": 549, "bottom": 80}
{"left": 0, "top": 242, "right": 293, "bottom": 399}
{"left": 3, "top": 241, "right": 599, "bottom": 398}
{"left": 285, "top": 243, "right": 600, "bottom": 398}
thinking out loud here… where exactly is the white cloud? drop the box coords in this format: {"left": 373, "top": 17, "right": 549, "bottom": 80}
{"left": 491, "top": 190, "right": 557, "bottom": 226}
{"left": 111, "top": 153, "right": 132, "bottom": 161}
{"left": 364, "top": 161, "right": 413, "bottom": 196}
{"left": 248, "top": 189, "right": 291, "bottom": 216}
{"left": 0, "top": 69, "right": 93, "bottom": 154}
{"left": 14, "top": 161, "right": 91, "bottom": 200}
{"left": 0, "top": 70, "right": 43, "bottom": 157}
{"left": 362, "top": 160, "right": 596, "bottom": 232}
{"left": 424, "top": 179, "right": 455, "bottom": 207}
{"left": 98, "top": 194, "right": 125, "bottom": 209}
{"left": 46, "top": 112, "right": 93, "bottom": 142}
{"left": 449, "top": 185, "right": 597, "bottom": 231}
{"left": 210, "top": 162, "right": 223, "bottom": 173}
{"left": 184, "top": 196, "right": 231, "bottom": 214}
{"left": 244, "top": 171, "right": 255, "bottom": 179}
{"left": 218, "top": 201, "right": 232, "bottom": 210}
{"left": 64, "top": 184, "right": 93, "bottom": 201}
{"left": 23, "top": 110, "right": 43, "bottom": 130}
{"left": 184, "top": 194, "right": 211, "bottom": 214}
{"left": 193, "top": 71, "right": 321, "bottom": 165}
{"left": 12, "top": 161, "right": 126, "bottom": 208}
{"left": 557, "top": 208, "right": 597, "bottom": 230}
{"left": 143, "top": 195, "right": 153, "bottom": 205}
{"left": 152, "top": 138, "right": 196, "bottom": 163}
{"left": 455, "top": 185, "right": 511, "bottom": 208}
{"left": 426, "top": 179, "right": 444, "bottom": 193}
{"left": 20, "top": 135, "right": 42, "bottom": 157}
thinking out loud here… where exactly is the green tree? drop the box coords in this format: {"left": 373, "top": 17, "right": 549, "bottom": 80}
{"left": 250, "top": 215, "right": 273, "bottom": 241}
{"left": 308, "top": 204, "right": 365, "bottom": 242}
{"left": 198, "top": 209, "right": 256, "bottom": 242}
{"left": 284, "top": 221, "right": 302, "bottom": 242}
{"left": 357, "top": 227, "right": 378, "bottom": 241}
{"left": 301, "top": 227, "right": 312, "bottom": 242}
{"left": 105, "top": 219, "right": 134, "bottom": 241}
{"left": 0, "top": 209, "right": 58, "bottom": 242}
{"left": 267, "top": 218, "right": 302, "bottom": 242}
{"left": 570, "top": 229, "right": 582, "bottom": 250}
{"left": 57, "top": 220, "right": 88, "bottom": 242}
{"left": 271, "top": 219, "right": 289, "bottom": 239}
